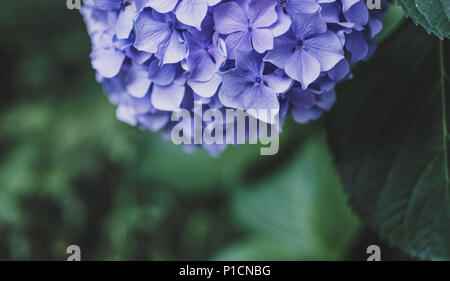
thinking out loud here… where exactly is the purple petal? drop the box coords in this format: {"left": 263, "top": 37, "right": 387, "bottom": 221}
{"left": 246, "top": 86, "right": 280, "bottom": 124}
{"left": 176, "top": 0, "right": 208, "bottom": 30}
{"left": 214, "top": 2, "right": 248, "bottom": 34}
{"left": 138, "top": 112, "right": 171, "bottom": 132}
{"left": 265, "top": 72, "right": 293, "bottom": 93}
{"left": 264, "top": 33, "right": 296, "bottom": 68}
{"left": 291, "top": 12, "right": 327, "bottom": 40}
{"left": 344, "top": 0, "right": 369, "bottom": 30}
{"left": 125, "top": 63, "right": 152, "bottom": 98}
{"left": 126, "top": 48, "right": 153, "bottom": 64}
{"left": 91, "top": 48, "right": 125, "bottom": 78}
{"left": 138, "top": 0, "right": 178, "bottom": 13}
{"left": 116, "top": 3, "right": 137, "bottom": 39}
{"left": 148, "top": 59, "right": 177, "bottom": 86}
{"left": 341, "top": 0, "right": 360, "bottom": 12}
{"left": 224, "top": 30, "right": 253, "bottom": 53}
{"left": 158, "top": 31, "right": 188, "bottom": 64}
{"left": 235, "top": 49, "right": 264, "bottom": 76}
{"left": 328, "top": 58, "right": 350, "bottom": 81}
{"left": 284, "top": 49, "right": 321, "bottom": 89}
{"left": 269, "top": 9, "right": 291, "bottom": 37}
{"left": 316, "top": 90, "right": 336, "bottom": 110}
{"left": 251, "top": 28, "right": 274, "bottom": 53}
{"left": 188, "top": 74, "right": 222, "bottom": 98}
{"left": 151, "top": 83, "right": 186, "bottom": 111}
{"left": 287, "top": 0, "right": 321, "bottom": 14}
{"left": 249, "top": 0, "right": 278, "bottom": 28}
{"left": 219, "top": 69, "right": 253, "bottom": 99}
{"left": 291, "top": 106, "right": 322, "bottom": 123}
{"left": 186, "top": 49, "right": 217, "bottom": 81}
{"left": 116, "top": 104, "right": 138, "bottom": 126}
{"left": 134, "top": 12, "right": 170, "bottom": 53}
{"left": 93, "top": 0, "right": 122, "bottom": 10}
{"left": 345, "top": 31, "right": 369, "bottom": 63}
{"left": 305, "top": 30, "right": 345, "bottom": 71}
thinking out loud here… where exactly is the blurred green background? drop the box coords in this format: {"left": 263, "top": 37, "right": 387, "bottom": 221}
{"left": 0, "top": 0, "right": 408, "bottom": 261}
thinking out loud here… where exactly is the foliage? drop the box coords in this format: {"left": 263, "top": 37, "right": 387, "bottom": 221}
{"left": 399, "top": 0, "right": 450, "bottom": 39}
{"left": 327, "top": 22, "right": 450, "bottom": 260}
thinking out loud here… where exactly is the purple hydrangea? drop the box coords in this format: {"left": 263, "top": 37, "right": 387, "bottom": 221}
{"left": 81, "top": 0, "right": 387, "bottom": 155}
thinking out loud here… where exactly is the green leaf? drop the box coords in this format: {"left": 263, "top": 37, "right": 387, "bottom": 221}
{"left": 399, "top": 0, "right": 450, "bottom": 39}
{"left": 214, "top": 136, "right": 360, "bottom": 261}
{"left": 327, "top": 22, "right": 450, "bottom": 260}
{"left": 375, "top": 4, "right": 405, "bottom": 42}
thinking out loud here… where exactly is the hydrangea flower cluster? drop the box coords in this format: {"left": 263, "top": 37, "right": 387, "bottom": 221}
{"left": 81, "top": 0, "right": 387, "bottom": 155}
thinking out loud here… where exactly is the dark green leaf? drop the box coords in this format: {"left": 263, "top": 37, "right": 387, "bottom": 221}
{"left": 327, "top": 22, "right": 450, "bottom": 260}
{"left": 399, "top": 0, "right": 450, "bottom": 39}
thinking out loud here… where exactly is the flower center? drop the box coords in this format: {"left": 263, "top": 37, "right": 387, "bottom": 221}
{"left": 254, "top": 76, "right": 266, "bottom": 86}
{"left": 120, "top": 1, "right": 132, "bottom": 10}
{"left": 279, "top": 0, "right": 289, "bottom": 7}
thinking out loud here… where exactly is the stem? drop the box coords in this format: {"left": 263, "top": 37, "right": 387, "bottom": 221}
{"left": 440, "top": 40, "right": 449, "bottom": 186}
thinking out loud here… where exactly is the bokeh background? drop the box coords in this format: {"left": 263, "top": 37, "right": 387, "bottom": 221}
{"left": 0, "top": 0, "right": 409, "bottom": 260}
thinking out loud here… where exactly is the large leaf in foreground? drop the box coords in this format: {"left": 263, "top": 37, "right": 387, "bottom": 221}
{"left": 214, "top": 137, "right": 359, "bottom": 261}
{"left": 399, "top": 0, "right": 450, "bottom": 39}
{"left": 327, "top": 22, "right": 450, "bottom": 260}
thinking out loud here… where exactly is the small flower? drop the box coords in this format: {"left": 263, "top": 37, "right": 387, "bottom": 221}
{"left": 92, "top": 0, "right": 138, "bottom": 39}
{"left": 134, "top": 11, "right": 188, "bottom": 64}
{"left": 136, "top": 0, "right": 223, "bottom": 30}
{"left": 184, "top": 33, "right": 227, "bottom": 82}
{"left": 90, "top": 30, "right": 126, "bottom": 78}
{"left": 289, "top": 86, "right": 336, "bottom": 123}
{"left": 214, "top": 0, "right": 279, "bottom": 54}
{"left": 265, "top": 12, "right": 344, "bottom": 88}
{"left": 219, "top": 50, "right": 292, "bottom": 123}
{"left": 342, "top": 0, "right": 369, "bottom": 31}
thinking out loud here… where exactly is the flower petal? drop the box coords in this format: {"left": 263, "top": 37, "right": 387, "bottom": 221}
{"left": 214, "top": 2, "right": 248, "bottom": 34}
{"left": 93, "top": 0, "right": 122, "bottom": 10}
{"left": 305, "top": 30, "right": 345, "bottom": 71}
{"left": 151, "top": 83, "right": 186, "bottom": 111}
{"left": 251, "top": 28, "right": 274, "bottom": 53}
{"left": 91, "top": 48, "right": 125, "bottom": 78}
{"left": 159, "top": 31, "right": 188, "bottom": 64}
{"left": 224, "top": 30, "right": 253, "bottom": 54}
{"left": 134, "top": 12, "right": 170, "bottom": 53}
{"left": 116, "top": 3, "right": 137, "bottom": 39}
{"left": 188, "top": 74, "right": 222, "bottom": 98}
{"left": 264, "top": 33, "right": 296, "bottom": 68}
{"left": 137, "top": 0, "right": 178, "bottom": 13}
{"left": 249, "top": 0, "right": 278, "bottom": 28}
{"left": 125, "top": 63, "right": 152, "bottom": 98}
{"left": 176, "top": 0, "right": 208, "bottom": 30}
{"left": 148, "top": 59, "right": 177, "bottom": 86}
{"left": 284, "top": 49, "right": 321, "bottom": 89}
